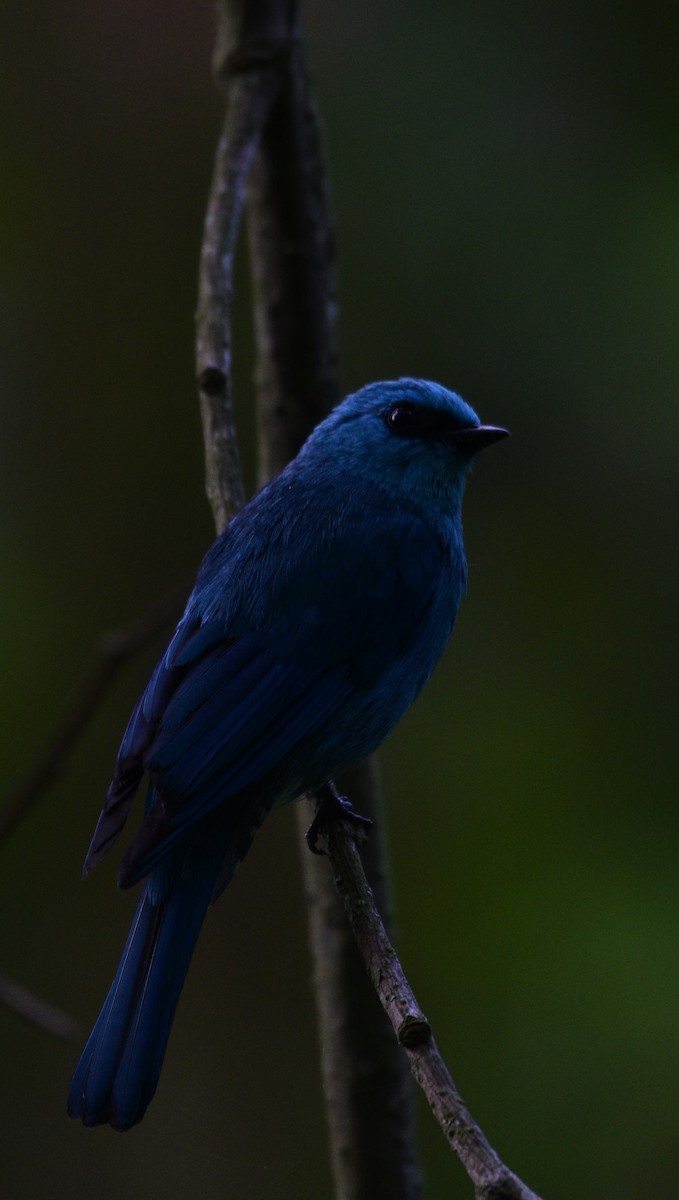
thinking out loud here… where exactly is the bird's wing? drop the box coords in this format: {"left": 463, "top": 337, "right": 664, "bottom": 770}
{"left": 84, "top": 474, "right": 454, "bottom": 882}
{"left": 82, "top": 615, "right": 229, "bottom": 873}
{"left": 147, "top": 629, "right": 356, "bottom": 811}
{"left": 120, "top": 635, "right": 359, "bottom": 885}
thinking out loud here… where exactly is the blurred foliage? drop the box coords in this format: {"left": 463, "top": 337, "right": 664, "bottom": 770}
{"left": 1, "top": 1, "right": 677, "bottom": 1197}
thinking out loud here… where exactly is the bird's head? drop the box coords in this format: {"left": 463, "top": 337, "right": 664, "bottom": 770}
{"left": 298, "top": 378, "right": 509, "bottom": 514}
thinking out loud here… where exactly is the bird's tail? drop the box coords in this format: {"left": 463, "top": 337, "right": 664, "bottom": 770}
{"left": 67, "top": 858, "right": 218, "bottom": 1131}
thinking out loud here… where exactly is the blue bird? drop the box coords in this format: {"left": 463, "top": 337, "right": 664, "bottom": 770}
{"left": 67, "top": 377, "right": 508, "bottom": 1130}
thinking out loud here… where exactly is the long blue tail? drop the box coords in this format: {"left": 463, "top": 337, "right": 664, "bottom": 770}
{"left": 68, "top": 859, "right": 218, "bottom": 1131}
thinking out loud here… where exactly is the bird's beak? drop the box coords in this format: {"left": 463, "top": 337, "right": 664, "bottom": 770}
{"left": 445, "top": 424, "right": 510, "bottom": 452}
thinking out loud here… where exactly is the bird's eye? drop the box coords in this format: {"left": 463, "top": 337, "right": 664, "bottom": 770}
{"left": 383, "top": 402, "right": 460, "bottom": 440}
{"left": 383, "top": 404, "right": 421, "bottom": 435}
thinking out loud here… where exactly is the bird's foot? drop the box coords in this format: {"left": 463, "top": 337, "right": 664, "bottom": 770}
{"left": 305, "top": 781, "right": 373, "bottom": 855}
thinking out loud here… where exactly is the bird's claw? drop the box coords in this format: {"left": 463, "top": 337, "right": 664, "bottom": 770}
{"left": 305, "top": 784, "right": 373, "bottom": 855}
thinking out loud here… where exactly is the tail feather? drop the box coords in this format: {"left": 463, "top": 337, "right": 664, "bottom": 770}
{"left": 82, "top": 767, "right": 143, "bottom": 876}
{"left": 68, "top": 859, "right": 218, "bottom": 1131}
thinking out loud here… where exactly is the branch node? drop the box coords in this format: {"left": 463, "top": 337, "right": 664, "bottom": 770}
{"left": 197, "top": 366, "right": 227, "bottom": 396}
{"left": 397, "top": 1014, "right": 432, "bottom": 1049}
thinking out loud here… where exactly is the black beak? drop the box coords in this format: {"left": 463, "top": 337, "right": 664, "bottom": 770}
{"left": 445, "top": 424, "right": 510, "bottom": 452}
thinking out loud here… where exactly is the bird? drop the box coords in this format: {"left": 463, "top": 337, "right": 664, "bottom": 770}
{"left": 67, "top": 377, "right": 509, "bottom": 1131}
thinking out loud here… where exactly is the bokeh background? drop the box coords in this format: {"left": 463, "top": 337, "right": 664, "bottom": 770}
{"left": 2, "top": 2, "right": 677, "bottom": 1197}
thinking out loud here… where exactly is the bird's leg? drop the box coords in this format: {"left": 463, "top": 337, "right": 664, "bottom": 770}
{"left": 305, "top": 779, "right": 373, "bottom": 855}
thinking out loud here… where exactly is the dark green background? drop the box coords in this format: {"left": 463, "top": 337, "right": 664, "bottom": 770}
{"left": 2, "top": 2, "right": 677, "bottom": 1197}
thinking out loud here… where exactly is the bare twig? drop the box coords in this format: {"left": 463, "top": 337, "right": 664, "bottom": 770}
{"left": 245, "top": 17, "right": 339, "bottom": 485}
{"left": 196, "top": 0, "right": 290, "bottom": 531}
{"left": 299, "top": 766, "right": 423, "bottom": 1199}
{"left": 0, "top": 583, "right": 186, "bottom": 850}
{"left": 325, "top": 820, "right": 545, "bottom": 1200}
{"left": 0, "top": 972, "right": 84, "bottom": 1042}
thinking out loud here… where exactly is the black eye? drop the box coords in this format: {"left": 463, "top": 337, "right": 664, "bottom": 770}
{"left": 383, "top": 403, "right": 422, "bottom": 435}
{"left": 383, "top": 402, "right": 469, "bottom": 441}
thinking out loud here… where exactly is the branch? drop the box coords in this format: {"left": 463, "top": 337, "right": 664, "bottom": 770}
{"left": 299, "top": 765, "right": 423, "bottom": 1199}
{"left": 196, "top": 0, "right": 290, "bottom": 531}
{"left": 0, "top": 583, "right": 186, "bottom": 850}
{"left": 325, "top": 819, "right": 545, "bottom": 1200}
{"left": 0, "top": 972, "right": 85, "bottom": 1043}
{"left": 245, "top": 16, "right": 339, "bottom": 484}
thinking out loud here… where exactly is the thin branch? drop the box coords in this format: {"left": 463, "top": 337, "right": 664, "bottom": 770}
{"left": 299, "top": 766, "right": 423, "bottom": 1199}
{"left": 325, "top": 819, "right": 545, "bottom": 1200}
{"left": 0, "top": 972, "right": 85, "bottom": 1043}
{"left": 196, "top": 0, "right": 290, "bottom": 531}
{"left": 245, "top": 20, "right": 339, "bottom": 485}
{"left": 0, "top": 583, "right": 186, "bottom": 850}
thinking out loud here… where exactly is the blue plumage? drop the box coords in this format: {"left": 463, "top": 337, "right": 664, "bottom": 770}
{"left": 68, "top": 377, "right": 508, "bottom": 1130}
